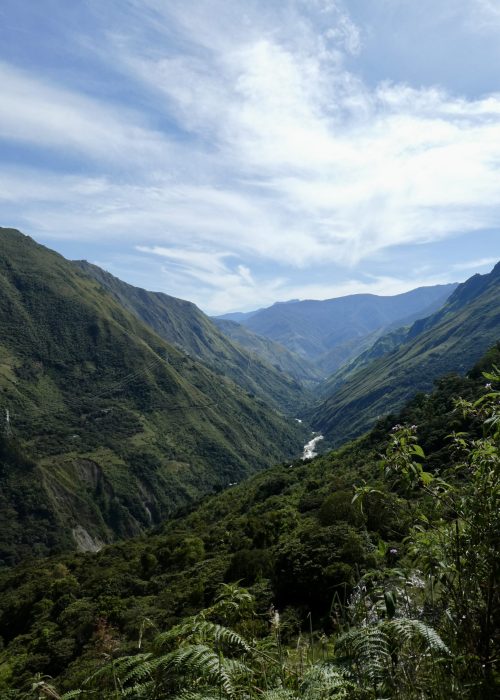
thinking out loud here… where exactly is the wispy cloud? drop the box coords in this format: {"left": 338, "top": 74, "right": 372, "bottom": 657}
{"left": 0, "top": 0, "right": 499, "bottom": 312}
{"left": 452, "top": 257, "right": 498, "bottom": 271}
{"left": 0, "top": 62, "right": 174, "bottom": 167}
{"left": 468, "top": 0, "right": 500, "bottom": 30}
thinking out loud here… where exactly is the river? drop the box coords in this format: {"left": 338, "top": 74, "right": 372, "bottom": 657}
{"left": 302, "top": 433, "right": 324, "bottom": 460}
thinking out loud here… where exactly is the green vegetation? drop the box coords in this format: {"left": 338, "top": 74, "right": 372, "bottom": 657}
{"left": 74, "top": 261, "right": 317, "bottom": 407}
{"left": 211, "top": 318, "right": 321, "bottom": 386}
{"left": 0, "top": 228, "right": 305, "bottom": 562}
{"left": 311, "top": 263, "right": 500, "bottom": 446}
{"left": 0, "top": 345, "right": 498, "bottom": 697}
{"left": 0, "top": 227, "right": 498, "bottom": 698}
{"left": 225, "top": 285, "right": 456, "bottom": 366}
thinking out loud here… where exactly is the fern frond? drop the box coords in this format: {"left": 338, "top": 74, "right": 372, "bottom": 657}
{"left": 166, "top": 643, "right": 236, "bottom": 698}
{"left": 170, "top": 692, "right": 222, "bottom": 700}
{"left": 260, "top": 690, "right": 298, "bottom": 700}
{"left": 155, "top": 618, "right": 251, "bottom": 654}
{"left": 301, "top": 662, "right": 359, "bottom": 700}
{"left": 220, "top": 656, "right": 253, "bottom": 683}
{"left": 387, "top": 618, "right": 450, "bottom": 655}
{"left": 199, "top": 620, "right": 252, "bottom": 653}
{"left": 120, "top": 655, "right": 167, "bottom": 684}
{"left": 121, "top": 680, "right": 155, "bottom": 698}
{"left": 83, "top": 652, "right": 153, "bottom": 686}
{"left": 336, "top": 626, "right": 390, "bottom": 685}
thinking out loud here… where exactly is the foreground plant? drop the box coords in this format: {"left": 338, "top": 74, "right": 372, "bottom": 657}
{"left": 378, "top": 368, "right": 500, "bottom": 696}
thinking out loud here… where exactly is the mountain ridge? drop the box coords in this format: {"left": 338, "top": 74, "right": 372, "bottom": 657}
{"left": 309, "top": 261, "right": 500, "bottom": 446}
{"left": 0, "top": 227, "right": 305, "bottom": 563}
{"left": 216, "top": 284, "right": 458, "bottom": 371}
{"left": 73, "top": 260, "right": 313, "bottom": 410}
{"left": 0, "top": 343, "right": 497, "bottom": 694}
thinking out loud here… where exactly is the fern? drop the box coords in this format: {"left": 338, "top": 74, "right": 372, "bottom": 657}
{"left": 260, "top": 690, "right": 298, "bottom": 700}
{"left": 387, "top": 618, "right": 450, "bottom": 655}
{"left": 166, "top": 643, "right": 236, "bottom": 697}
{"left": 155, "top": 618, "right": 251, "bottom": 655}
{"left": 121, "top": 681, "right": 155, "bottom": 698}
{"left": 120, "top": 655, "right": 167, "bottom": 685}
{"left": 300, "top": 663, "right": 358, "bottom": 700}
{"left": 336, "top": 626, "right": 390, "bottom": 687}
{"left": 83, "top": 651, "right": 152, "bottom": 686}
{"left": 170, "top": 693, "right": 227, "bottom": 700}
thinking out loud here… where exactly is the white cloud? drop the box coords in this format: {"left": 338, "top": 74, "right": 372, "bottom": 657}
{"left": 107, "top": 2, "right": 500, "bottom": 268}
{"left": 452, "top": 257, "right": 498, "bottom": 271}
{"left": 135, "top": 244, "right": 287, "bottom": 313}
{"left": 468, "top": 0, "right": 500, "bottom": 30}
{"left": 0, "top": 61, "right": 173, "bottom": 167}
{"left": 1, "top": 0, "right": 500, "bottom": 312}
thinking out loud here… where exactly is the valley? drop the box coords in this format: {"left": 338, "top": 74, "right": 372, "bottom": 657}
{"left": 0, "top": 227, "right": 498, "bottom": 698}
{"left": 1, "top": 4, "right": 499, "bottom": 696}
{"left": 0, "top": 229, "right": 308, "bottom": 563}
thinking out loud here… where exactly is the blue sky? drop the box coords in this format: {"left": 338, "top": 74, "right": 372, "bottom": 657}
{"left": 0, "top": 0, "right": 499, "bottom": 314}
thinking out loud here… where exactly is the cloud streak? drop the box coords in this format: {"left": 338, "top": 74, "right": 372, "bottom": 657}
{"left": 0, "top": 0, "right": 499, "bottom": 311}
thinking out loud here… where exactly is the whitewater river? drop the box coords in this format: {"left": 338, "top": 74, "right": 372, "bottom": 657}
{"left": 302, "top": 433, "right": 324, "bottom": 460}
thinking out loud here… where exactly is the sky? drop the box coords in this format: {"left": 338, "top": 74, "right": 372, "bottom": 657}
{"left": 1, "top": 0, "right": 500, "bottom": 314}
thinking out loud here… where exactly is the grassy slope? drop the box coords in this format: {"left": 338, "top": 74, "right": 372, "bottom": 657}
{"left": 0, "top": 344, "right": 497, "bottom": 692}
{"left": 74, "top": 261, "right": 313, "bottom": 410}
{"left": 313, "top": 291, "right": 456, "bottom": 376}
{"left": 310, "top": 263, "right": 500, "bottom": 446}
{"left": 212, "top": 317, "right": 322, "bottom": 384}
{"left": 0, "top": 228, "right": 305, "bottom": 562}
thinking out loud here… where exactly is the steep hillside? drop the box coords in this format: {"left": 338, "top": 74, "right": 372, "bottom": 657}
{"left": 73, "top": 261, "right": 311, "bottom": 411}
{"left": 320, "top": 327, "right": 411, "bottom": 395}
{"left": 0, "top": 345, "right": 497, "bottom": 695}
{"left": 310, "top": 263, "right": 500, "bottom": 446}
{"left": 0, "top": 228, "right": 305, "bottom": 562}
{"left": 212, "top": 318, "right": 321, "bottom": 384}
{"left": 233, "top": 285, "right": 456, "bottom": 363}
{"left": 313, "top": 292, "right": 458, "bottom": 375}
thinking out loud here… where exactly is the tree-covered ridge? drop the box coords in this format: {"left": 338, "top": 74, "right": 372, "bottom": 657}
{"left": 310, "top": 261, "right": 500, "bottom": 447}
{"left": 0, "top": 228, "right": 305, "bottom": 562}
{"left": 74, "top": 261, "right": 318, "bottom": 407}
{"left": 1, "top": 344, "right": 498, "bottom": 697}
{"left": 223, "top": 285, "right": 457, "bottom": 365}
{"left": 211, "top": 317, "right": 321, "bottom": 386}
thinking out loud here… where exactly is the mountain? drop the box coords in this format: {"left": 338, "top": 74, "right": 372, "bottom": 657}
{"left": 217, "top": 299, "right": 300, "bottom": 324}
{"left": 0, "top": 344, "right": 497, "bottom": 694}
{"left": 216, "top": 309, "right": 260, "bottom": 323}
{"left": 73, "top": 261, "right": 311, "bottom": 411}
{"left": 313, "top": 292, "right": 460, "bottom": 375}
{"left": 320, "top": 325, "right": 409, "bottom": 396}
{"left": 0, "top": 228, "right": 305, "bottom": 563}
{"left": 212, "top": 318, "right": 322, "bottom": 384}
{"left": 309, "top": 263, "right": 500, "bottom": 446}
{"left": 316, "top": 295, "right": 455, "bottom": 391}
{"left": 218, "top": 285, "right": 457, "bottom": 371}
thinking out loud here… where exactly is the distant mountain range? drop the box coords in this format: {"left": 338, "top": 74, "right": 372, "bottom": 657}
{"left": 1, "top": 225, "right": 498, "bottom": 566}
{"left": 215, "top": 285, "right": 457, "bottom": 374}
{"left": 309, "top": 262, "right": 500, "bottom": 446}
{"left": 0, "top": 228, "right": 306, "bottom": 563}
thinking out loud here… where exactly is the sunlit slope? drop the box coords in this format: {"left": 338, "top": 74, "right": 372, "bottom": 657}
{"left": 74, "top": 260, "right": 313, "bottom": 409}
{"left": 212, "top": 317, "right": 321, "bottom": 384}
{"left": 237, "top": 285, "right": 457, "bottom": 364}
{"left": 0, "top": 228, "right": 304, "bottom": 561}
{"left": 309, "top": 263, "right": 500, "bottom": 446}
{"left": 0, "top": 345, "right": 497, "bottom": 691}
